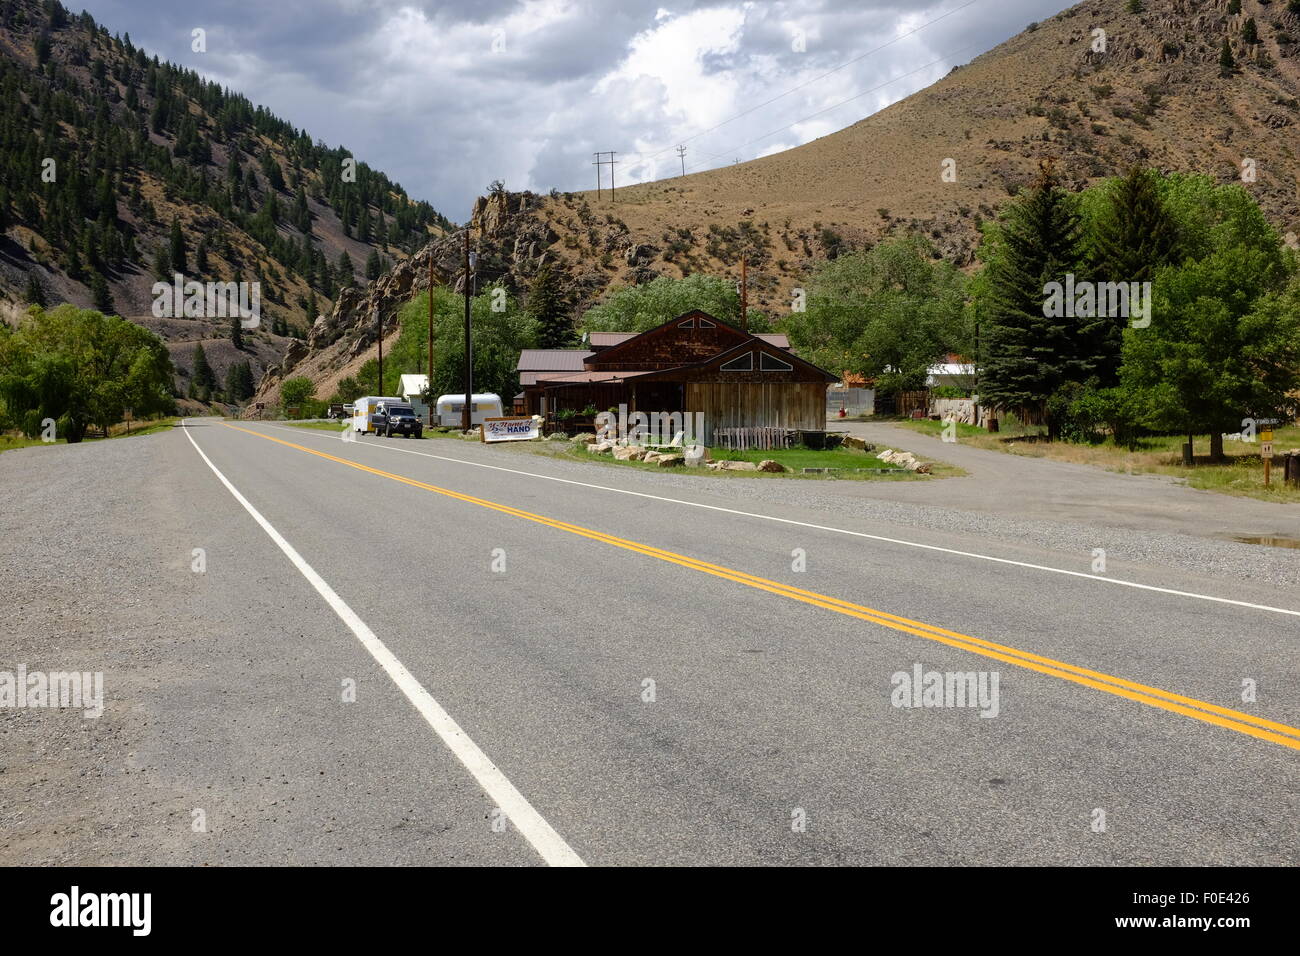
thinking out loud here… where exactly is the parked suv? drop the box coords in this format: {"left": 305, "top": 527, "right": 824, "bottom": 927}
{"left": 373, "top": 404, "right": 423, "bottom": 438}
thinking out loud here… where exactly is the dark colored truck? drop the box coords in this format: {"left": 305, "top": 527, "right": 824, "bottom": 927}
{"left": 372, "top": 403, "right": 423, "bottom": 439}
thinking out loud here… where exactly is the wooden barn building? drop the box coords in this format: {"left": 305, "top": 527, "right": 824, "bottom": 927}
{"left": 515, "top": 310, "right": 835, "bottom": 444}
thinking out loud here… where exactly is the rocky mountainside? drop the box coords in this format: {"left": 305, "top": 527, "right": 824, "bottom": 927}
{"left": 0, "top": 0, "right": 450, "bottom": 395}
{"left": 260, "top": 0, "right": 1300, "bottom": 402}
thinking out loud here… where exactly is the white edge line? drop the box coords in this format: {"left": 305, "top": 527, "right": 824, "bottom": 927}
{"left": 259, "top": 420, "right": 1300, "bottom": 620}
{"left": 183, "top": 420, "right": 585, "bottom": 867}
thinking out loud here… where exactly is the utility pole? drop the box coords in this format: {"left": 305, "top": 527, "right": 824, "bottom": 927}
{"left": 461, "top": 229, "right": 474, "bottom": 433}
{"left": 434, "top": 251, "right": 439, "bottom": 426}
{"left": 592, "top": 151, "right": 618, "bottom": 201}
{"left": 676, "top": 145, "right": 686, "bottom": 177}
{"left": 376, "top": 307, "right": 383, "bottom": 395}
{"left": 739, "top": 255, "right": 748, "bottom": 333}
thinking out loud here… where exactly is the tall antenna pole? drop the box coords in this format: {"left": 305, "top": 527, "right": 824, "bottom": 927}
{"left": 593, "top": 152, "right": 601, "bottom": 196}
{"left": 676, "top": 145, "right": 686, "bottom": 177}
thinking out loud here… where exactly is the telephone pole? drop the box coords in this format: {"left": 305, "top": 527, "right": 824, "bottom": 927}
{"left": 427, "top": 251, "right": 435, "bottom": 426}
{"left": 592, "top": 151, "right": 618, "bottom": 201}
{"left": 376, "top": 307, "right": 383, "bottom": 395}
{"left": 676, "top": 145, "right": 686, "bottom": 177}
{"left": 461, "top": 229, "right": 474, "bottom": 433}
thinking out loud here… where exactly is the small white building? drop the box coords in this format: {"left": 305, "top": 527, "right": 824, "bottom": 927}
{"left": 398, "top": 374, "right": 430, "bottom": 420}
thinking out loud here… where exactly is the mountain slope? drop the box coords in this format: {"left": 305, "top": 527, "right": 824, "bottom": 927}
{"left": 0, "top": 0, "right": 451, "bottom": 395}
{"left": 261, "top": 0, "right": 1300, "bottom": 403}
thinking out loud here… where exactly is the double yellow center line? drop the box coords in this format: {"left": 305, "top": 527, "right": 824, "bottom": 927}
{"left": 220, "top": 422, "right": 1300, "bottom": 753}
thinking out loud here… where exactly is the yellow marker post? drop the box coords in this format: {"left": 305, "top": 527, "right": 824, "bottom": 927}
{"left": 1261, "top": 428, "right": 1274, "bottom": 486}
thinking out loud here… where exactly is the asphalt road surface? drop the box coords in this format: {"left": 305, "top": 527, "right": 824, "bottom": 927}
{"left": 2, "top": 419, "right": 1297, "bottom": 866}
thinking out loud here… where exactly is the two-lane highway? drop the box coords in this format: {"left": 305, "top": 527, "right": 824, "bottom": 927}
{"left": 160, "top": 418, "right": 1300, "bottom": 865}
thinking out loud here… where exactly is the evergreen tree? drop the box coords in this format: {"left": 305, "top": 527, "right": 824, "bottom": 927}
{"left": 365, "top": 248, "right": 383, "bottom": 281}
{"left": 1220, "top": 38, "right": 1236, "bottom": 76}
{"left": 527, "top": 263, "right": 573, "bottom": 348}
{"left": 1085, "top": 167, "right": 1180, "bottom": 382}
{"left": 190, "top": 342, "right": 215, "bottom": 399}
{"left": 336, "top": 250, "right": 354, "bottom": 288}
{"left": 24, "top": 272, "right": 46, "bottom": 307}
{"left": 1242, "top": 18, "right": 1258, "bottom": 44}
{"left": 91, "top": 273, "right": 114, "bottom": 314}
{"left": 230, "top": 315, "right": 243, "bottom": 350}
{"left": 1227, "top": 0, "right": 1241, "bottom": 13}
{"left": 195, "top": 238, "right": 209, "bottom": 275}
{"left": 978, "top": 163, "right": 1095, "bottom": 437}
{"left": 168, "top": 215, "right": 187, "bottom": 273}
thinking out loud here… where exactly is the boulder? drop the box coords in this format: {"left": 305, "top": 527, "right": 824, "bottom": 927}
{"left": 571, "top": 432, "right": 596, "bottom": 444}
{"left": 613, "top": 445, "right": 645, "bottom": 461}
{"left": 593, "top": 441, "right": 615, "bottom": 454}
{"left": 713, "top": 459, "right": 758, "bottom": 471}
{"left": 756, "top": 459, "right": 785, "bottom": 473}
{"left": 656, "top": 454, "right": 684, "bottom": 467}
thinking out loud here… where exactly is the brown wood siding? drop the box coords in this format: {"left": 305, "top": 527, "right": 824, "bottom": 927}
{"left": 685, "top": 382, "right": 825, "bottom": 443}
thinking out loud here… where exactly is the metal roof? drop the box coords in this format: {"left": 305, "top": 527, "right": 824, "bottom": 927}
{"left": 516, "top": 349, "right": 593, "bottom": 372}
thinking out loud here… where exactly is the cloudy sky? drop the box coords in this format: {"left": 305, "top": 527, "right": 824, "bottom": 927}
{"left": 74, "top": 0, "right": 1071, "bottom": 221}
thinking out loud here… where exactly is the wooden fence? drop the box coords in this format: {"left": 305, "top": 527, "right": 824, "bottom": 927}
{"left": 714, "top": 426, "right": 793, "bottom": 451}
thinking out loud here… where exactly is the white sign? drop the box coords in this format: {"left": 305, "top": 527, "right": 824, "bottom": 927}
{"left": 1261, "top": 441, "right": 1273, "bottom": 459}
{"left": 481, "top": 417, "right": 539, "bottom": 443}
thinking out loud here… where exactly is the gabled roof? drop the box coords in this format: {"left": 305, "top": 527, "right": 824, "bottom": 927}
{"left": 691, "top": 338, "right": 838, "bottom": 382}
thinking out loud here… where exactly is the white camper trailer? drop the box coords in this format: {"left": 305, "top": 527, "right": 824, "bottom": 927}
{"left": 351, "top": 396, "right": 404, "bottom": 433}
{"left": 434, "top": 393, "right": 504, "bottom": 427}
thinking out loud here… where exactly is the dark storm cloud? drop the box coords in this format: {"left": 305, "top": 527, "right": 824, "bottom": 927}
{"left": 72, "top": 0, "right": 1072, "bottom": 219}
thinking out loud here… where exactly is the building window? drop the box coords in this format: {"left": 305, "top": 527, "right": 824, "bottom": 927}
{"left": 679, "top": 318, "right": 695, "bottom": 328}
{"left": 760, "top": 352, "right": 793, "bottom": 372}
{"left": 698, "top": 317, "right": 716, "bottom": 328}
{"left": 720, "top": 351, "right": 754, "bottom": 372}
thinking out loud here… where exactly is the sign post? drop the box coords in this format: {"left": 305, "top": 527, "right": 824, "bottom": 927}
{"left": 1261, "top": 427, "right": 1274, "bottom": 486}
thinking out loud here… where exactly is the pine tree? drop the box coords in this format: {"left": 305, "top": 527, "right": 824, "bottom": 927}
{"left": 195, "top": 238, "right": 209, "bottom": 275}
{"left": 169, "top": 215, "right": 187, "bottom": 274}
{"left": 365, "top": 248, "right": 383, "bottom": 281}
{"left": 336, "top": 250, "right": 354, "bottom": 288}
{"left": 1242, "top": 18, "right": 1258, "bottom": 44}
{"left": 1227, "top": 0, "right": 1241, "bottom": 13}
{"left": 230, "top": 315, "right": 243, "bottom": 350}
{"left": 1220, "top": 38, "right": 1236, "bottom": 76}
{"left": 191, "top": 343, "right": 215, "bottom": 397}
{"left": 1087, "top": 167, "right": 1180, "bottom": 382}
{"left": 978, "top": 163, "right": 1092, "bottom": 437}
{"left": 91, "top": 273, "right": 114, "bottom": 314}
{"left": 527, "top": 263, "right": 573, "bottom": 348}
{"left": 24, "top": 272, "right": 46, "bottom": 306}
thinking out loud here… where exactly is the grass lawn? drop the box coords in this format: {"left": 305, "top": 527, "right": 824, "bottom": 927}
{"left": 564, "top": 441, "right": 963, "bottom": 479}
{"left": 898, "top": 417, "right": 1300, "bottom": 503}
{"left": 0, "top": 417, "right": 182, "bottom": 453}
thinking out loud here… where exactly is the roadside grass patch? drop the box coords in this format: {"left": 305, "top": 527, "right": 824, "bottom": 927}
{"left": 0, "top": 417, "right": 181, "bottom": 453}
{"left": 564, "top": 441, "right": 960, "bottom": 479}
